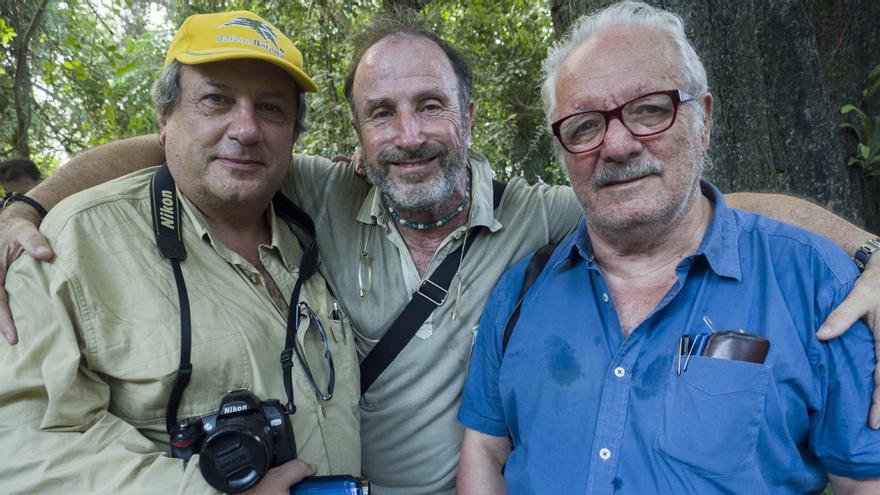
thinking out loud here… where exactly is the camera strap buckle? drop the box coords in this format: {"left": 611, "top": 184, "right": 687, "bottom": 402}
{"left": 280, "top": 348, "right": 294, "bottom": 368}
{"left": 416, "top": 279, "right": 448, "bottom": 306}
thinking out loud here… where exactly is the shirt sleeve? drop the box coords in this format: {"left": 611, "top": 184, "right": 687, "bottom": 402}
{"left": 0, "top": 256, "right": 219, "bottom": 494}
{"left": 458, "top": 256, "right": 531, "bottom": 437}
{"left": 283, "top": 154, "right": 371, "bottom": 220}
{"left": 809, "top": 280, "right": 880, "bottom": 479}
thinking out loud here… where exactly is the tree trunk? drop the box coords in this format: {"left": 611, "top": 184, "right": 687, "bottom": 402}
{"left": 10, "top": 0, "right": 49, "bottom": 160}
{"left": 382, "top": 0, "right": 430, "bottom": 12}
{"left": 548, "top": 0, "right": 880, "bottom": 232}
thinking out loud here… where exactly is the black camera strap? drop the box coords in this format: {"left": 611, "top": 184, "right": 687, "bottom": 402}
{"left": 359, "top": 180, "right": 506, "bottom": 396}
{"left": 151, "top": 165, "right": 319, "bottom": 432}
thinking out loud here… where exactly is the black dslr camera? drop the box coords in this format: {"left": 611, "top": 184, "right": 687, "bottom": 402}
{"left": 170, "top": 389, "right": 296, "bottom": 493}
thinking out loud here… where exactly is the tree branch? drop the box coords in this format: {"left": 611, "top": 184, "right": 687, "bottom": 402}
{"left": 12, "top": 0, "right": 50, "bottom": 158}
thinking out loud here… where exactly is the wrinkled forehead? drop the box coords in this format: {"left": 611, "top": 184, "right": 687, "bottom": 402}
{"left": 556, "top": 26, "right": 683, "bottom": 111}
{"left": 352, "top": 34, "right": 459, "bottom": 103}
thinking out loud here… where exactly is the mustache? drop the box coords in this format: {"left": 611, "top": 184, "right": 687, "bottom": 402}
{"left": 377, "top": 142, "right": 447, "bottom": 165}
{"left": 594, "top": 160, "right": 663, "bottom": 186}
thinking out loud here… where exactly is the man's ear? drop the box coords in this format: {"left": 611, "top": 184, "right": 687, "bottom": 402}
{"left": 350, "top": 114, "right": 363, "bottom": 142}
{"left": 158, "top": 115, "right": 168, "bottom": 146}
{"left": 700, "top": 92, "right": 713, "bottom": 152}
{"left": 464, "top": 100, "right": 475, "bottom": 146}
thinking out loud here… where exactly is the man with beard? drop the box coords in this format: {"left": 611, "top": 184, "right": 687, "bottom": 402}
{"left": 457, "top": 2, "right": 880, "bottom": 493}
{"left": 2, "top": 10, "right": 880, "bottom": 495}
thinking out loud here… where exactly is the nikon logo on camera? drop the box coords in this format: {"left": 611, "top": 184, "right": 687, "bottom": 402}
{"left": 221, "top": 401, "right": 249, "bottom": 415}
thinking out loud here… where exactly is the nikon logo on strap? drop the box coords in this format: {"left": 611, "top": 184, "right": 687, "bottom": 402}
{"left": 159, "top": 189, "right": 176, "bottom": 230}
{"left": 150, "top": 165, "right": 187, "bottom": 261}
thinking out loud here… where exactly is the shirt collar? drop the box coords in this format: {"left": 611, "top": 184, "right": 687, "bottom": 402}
{"left": 565, "top": 180, "right": 741, "bottom": 280}
{"left": 355, "top": 148, "right": 502, "bottom": 232}
{"left": 178, "top": 191, "right": 299, "bottom": 269}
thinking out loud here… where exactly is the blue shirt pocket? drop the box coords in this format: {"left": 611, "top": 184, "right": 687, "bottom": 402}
{"left": 653, "top": 356, "right": 770, "bottom": 476}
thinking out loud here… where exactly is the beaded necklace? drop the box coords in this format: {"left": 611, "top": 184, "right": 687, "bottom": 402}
{"left": 384, "top": 177, "right": 471, "bottom": 230}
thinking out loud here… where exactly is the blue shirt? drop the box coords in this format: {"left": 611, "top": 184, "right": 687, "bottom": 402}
{"left": 458, "top": 182, "right": 880, "bottom": 494}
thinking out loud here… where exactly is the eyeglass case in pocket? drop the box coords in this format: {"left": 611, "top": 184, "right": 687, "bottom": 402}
{"left": 703, "top": 331, "right": 770, "bottom": 364}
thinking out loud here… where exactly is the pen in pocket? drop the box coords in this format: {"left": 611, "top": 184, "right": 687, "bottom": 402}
{"left": 329, "top": 303, "right": 347, "bottom": 344}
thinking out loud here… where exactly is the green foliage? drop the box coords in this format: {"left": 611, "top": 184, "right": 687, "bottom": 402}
{"left": 840, "top": 64, "right": 880, "bottom": 176}
{"left": 0, "top": 18, "right": 14, "bottom": 44}
{"left": 1, "top": 0, "right": 564, "bottom": 184}
{"left": 417, "top": 0, "right": 563, "bottom": 184}
{"left": 1, "top": 0, "right": 165, "bottom": 173}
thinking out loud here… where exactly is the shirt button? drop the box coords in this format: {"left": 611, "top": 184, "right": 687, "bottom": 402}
{"left": 248, "top": 274, "right": 260, "bottom": 285}
{"left": 602, "top": 292, "right": 609, "bottom": 303}
{"left": 599, "top": 448, "right": 612, "bottom": 461}
{"left": 614, "top": 367, "right": 625, "bottom": 378}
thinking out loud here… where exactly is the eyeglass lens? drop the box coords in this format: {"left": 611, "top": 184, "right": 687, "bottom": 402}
{"left": 558, "top": 92, "right": 678, "bottom": 153}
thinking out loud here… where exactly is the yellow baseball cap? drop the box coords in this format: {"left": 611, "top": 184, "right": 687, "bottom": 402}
{"left": 165, "top": 10, "right": 317, "bottom": 92}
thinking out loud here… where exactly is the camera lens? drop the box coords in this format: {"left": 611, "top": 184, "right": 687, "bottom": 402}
{"left": 199, "top": 415, "right": 273, "bottom": 493}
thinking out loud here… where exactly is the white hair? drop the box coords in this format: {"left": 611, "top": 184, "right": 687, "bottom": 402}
{"left": 541, "top": 1, "right": 708, "bottom": 129}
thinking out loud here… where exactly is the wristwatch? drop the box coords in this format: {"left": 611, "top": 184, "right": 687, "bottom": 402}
{"left": 854, "top": 237, "right": 880, "bottom": 272}
{"left": 1, "top": 192, "right": 48, "bottom": 218}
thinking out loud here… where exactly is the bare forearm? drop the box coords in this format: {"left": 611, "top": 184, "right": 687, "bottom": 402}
{"left": 828, "top": 473, "right": 880, "bottom": 494}
{"left": 457, "top": 429, "right": 510, "bottom": 495}
{"left": 727, "top": 192, "right": 873, "bottom": 255}
{"left": 27, "top": 134, "right": 164, "bottom": 212}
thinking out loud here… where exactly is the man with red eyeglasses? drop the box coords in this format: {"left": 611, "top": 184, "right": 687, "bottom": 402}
{"left": 458, "top": 2, "right": 880, "bottom": 493}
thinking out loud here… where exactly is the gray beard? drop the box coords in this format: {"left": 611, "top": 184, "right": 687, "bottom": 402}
{"left": 366, "top": 142, "right": 468, "bottom": 215}
{"left": 586, "top": 152, "right": 704, "bottom": 236}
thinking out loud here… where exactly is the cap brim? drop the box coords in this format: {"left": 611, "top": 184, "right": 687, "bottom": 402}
{"left": 173, "top": 49, "right": 318, "bottom": 93}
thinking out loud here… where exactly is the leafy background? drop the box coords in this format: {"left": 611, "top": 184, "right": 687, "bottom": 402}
{"left": 0, "top": 0, "right": 562, "bottom": 183}
{"left": 2, "top": 0, "right": 879, "bottom": 233}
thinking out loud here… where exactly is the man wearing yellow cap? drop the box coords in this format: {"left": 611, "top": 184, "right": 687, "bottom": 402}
{"left": 0, "top": 11, "right": 360, "bottom": 494}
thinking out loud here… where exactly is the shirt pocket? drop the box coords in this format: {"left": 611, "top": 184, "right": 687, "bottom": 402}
{"left": 653, "top": 355, "right": 770, "bottom": 476}
{"left": 322, "top": 317, "right": 360, "bottom": 413}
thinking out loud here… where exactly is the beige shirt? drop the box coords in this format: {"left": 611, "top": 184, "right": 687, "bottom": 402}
{"left": 0, "top": 167, "right": 360, "bottom": 494}
{"left": 285, "top": 151, "right": 582, "bottom": 494}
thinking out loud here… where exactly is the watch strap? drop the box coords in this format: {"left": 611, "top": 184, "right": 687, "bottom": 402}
{"left": 2, "top": 192, "right": 48, "bottom": 219}
{"left": 854, "top": 237, "right": 880, "bottom": 272}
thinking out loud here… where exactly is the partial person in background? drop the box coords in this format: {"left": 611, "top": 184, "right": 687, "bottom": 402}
{"left": 1, "top": 9, "right": 880, "bottom": 495}
{"left": 0, "top": 157, "right": 42, "bottom": 201}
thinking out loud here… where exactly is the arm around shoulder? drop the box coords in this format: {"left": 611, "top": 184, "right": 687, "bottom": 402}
{"left": 725, "top": 192, "right": 873, "bottom": 255}
{"left": 28, "top": 134, "right": 165, "bottom": 213}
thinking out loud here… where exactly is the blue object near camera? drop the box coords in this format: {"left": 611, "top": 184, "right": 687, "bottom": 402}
{"left": 290, "top": 475, "right": 370, "bottom": 494}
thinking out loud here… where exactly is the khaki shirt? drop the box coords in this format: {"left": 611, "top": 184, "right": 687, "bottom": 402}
{"left": 285, "top": 151, "right": 582, "bottom": 494}
{"left": 0, "top": 167, "right": 360, "bottom": 494}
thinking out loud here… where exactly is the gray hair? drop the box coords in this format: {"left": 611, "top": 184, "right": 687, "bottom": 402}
{"left": 540, "top": 1, "right": 708, "bottom": 129}
{"left": 151, "top": 60, "right": 308, "bottom": 134}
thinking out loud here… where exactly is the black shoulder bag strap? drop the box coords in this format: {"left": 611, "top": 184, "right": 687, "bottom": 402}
{"left": 501, "top": 240, "right": 558, "bottom": 356}
{"left": 359, "top": 180, "right": 507, "bottom": 396}
{"left": 152, "top": 165, "right": 320, "bottom": 432}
